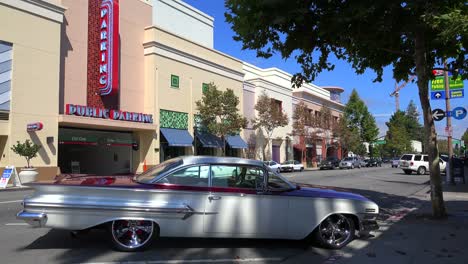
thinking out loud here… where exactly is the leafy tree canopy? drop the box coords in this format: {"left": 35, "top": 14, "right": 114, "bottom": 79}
{"left": 225, "top": 0, "right": 468, "bottom": 217}
{"left": 343, "top": 89, "right": 379, "bottom": 143}
{"left": 196, "top": 83, "right": 247, "bottom": 155}
{"left": 384, "top": 111, "right": 413, "bottom": 156}
{"left": 251, "top": 91, "right": 289, "bottom": 138}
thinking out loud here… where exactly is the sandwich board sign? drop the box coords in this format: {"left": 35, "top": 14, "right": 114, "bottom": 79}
{"left": 0, "top": 166, "right": 20, "bottom": 188}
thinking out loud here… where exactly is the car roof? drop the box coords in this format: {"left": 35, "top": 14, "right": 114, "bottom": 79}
{"left": 178, "top": 156, "right": 264, "bottom": 167}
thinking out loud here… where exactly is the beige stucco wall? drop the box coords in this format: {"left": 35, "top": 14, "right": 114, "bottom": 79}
{"left": 143, "top": 27, "right": 244, "bottom": 166}
{"left": 0, "top": 2, "right": 63, "bottom": 168}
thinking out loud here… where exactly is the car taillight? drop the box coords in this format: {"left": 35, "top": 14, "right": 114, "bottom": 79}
{"left": 410, "top": 162, "right": 414, "bottom": 166}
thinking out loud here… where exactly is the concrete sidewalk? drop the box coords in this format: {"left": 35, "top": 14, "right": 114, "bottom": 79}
{"left": 334, "top": 183, "right": 468, "bottom": 264}
{"left": 282, "top": 183, "right": 468, "bottom": 264}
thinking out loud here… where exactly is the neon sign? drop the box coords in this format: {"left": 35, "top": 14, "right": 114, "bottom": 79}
{"left": 66, "top": 104, "right": 153, "bottom": 124}
{"left": 99, "top": 0, "right": 119, "bottom": 96}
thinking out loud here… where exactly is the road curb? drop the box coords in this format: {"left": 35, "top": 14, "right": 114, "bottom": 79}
{"left": 0, "top": 186, "right": 33, "bottom": 192}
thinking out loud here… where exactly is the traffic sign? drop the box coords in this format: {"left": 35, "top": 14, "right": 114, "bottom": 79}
{"left": 374, "top": 140, "right": 386, "bottom": 145}
{"left": 431, "top": 91, "right": 445, "bottom": 100}
{"left": 450, "top": 89, "right": 464, "bottom": 99}
{"left": 452, "top": 106, "right": 467, "bottom": 120}
{"left": 432, "top": 108, "right": 445, "bottom": 121}
{"left": 431, "top": 76, "right": 464, "bottom": 91}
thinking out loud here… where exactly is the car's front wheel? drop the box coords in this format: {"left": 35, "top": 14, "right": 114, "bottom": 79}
{"left": 109, "top": 220, "right": 157, "bottom": 252}
{"left": 314, "top": 214, "right": 355, "bottom": 249}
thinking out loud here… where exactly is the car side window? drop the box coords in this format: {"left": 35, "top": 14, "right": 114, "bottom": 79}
{"left": 211, "top": 165, "right": 265, "bottom": 190}
{"left": 414, "top": 155, "right": 421, "bottom": 161}
{"left": 156, "top": 165, "right": 209, "bottom": 187}
{"left": 423, "top": 156, "right": 429, "bottom": 162}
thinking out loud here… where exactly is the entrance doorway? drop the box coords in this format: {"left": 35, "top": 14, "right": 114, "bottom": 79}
{"left": 58, "top": 128, "right": 134, "bottom": 175}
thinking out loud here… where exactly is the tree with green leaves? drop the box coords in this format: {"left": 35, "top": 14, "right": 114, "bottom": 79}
{"left": 251, "top": 91, "right": 289, "bottom": 160}
{"left": 292, "top": 101, "right": 320, "bottom": 163}
{"left": 342, "top": 89, "right": 379, "bottom": 153}
{"left": 334, "top": 117, "right": 361, "bottom": 157}
{"left": 225, "top": 0, "right": 468, "bottom": 217}
{"left": 11, "top": 140, "right": 41, "bottom": 168}
{"left": 196, "top": 83, "right": 247, "bottom": 156}
{"left": 384, "top": 111, "right": 414, "bottom": 157}
{"left": 405, "top": 100, "right": 424, "bottom": 148}
{"left": 460, "top": 128, "right": 468, "bottom": 155}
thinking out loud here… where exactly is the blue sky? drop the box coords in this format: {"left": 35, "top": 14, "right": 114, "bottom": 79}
{"left": 184, "top": 0, "right": 467, "bottom": 140}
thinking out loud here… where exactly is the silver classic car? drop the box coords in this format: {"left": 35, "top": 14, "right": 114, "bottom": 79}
{"left": 17, "top": 156, "right": 379, "bottom": 251}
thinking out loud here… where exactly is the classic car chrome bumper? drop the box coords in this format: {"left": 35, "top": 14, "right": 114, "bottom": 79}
{"left": 16, "top": 211, "right": 47, "bottom": 227}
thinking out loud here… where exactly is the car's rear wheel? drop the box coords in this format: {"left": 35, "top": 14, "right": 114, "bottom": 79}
{"left": 109, "top": 220, "right": 157, "bottom": 252}
{"left": 315, "top": 214, "right": 355, "bottom": 249}
{"left": 403, "top": 170, "right": 412, "bottom": 175}
{"left": 417, "top": 166, "right": 426, "bottom": 175}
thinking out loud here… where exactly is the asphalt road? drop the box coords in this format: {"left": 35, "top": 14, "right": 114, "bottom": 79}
{"left": 0, "top": 165, "right": 430, "bottom": 264}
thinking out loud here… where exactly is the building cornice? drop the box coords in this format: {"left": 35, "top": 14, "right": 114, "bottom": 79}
{"left": 0, "top": 0, "right": 66, "bottom": 23}
{"left": 144, "top": 41, "right": 245, "bottom": 82}
{"left": 145, "top": 26, "right": 242, "bottom": 64}
{"left": 293, "top": 93, "right": 345, "bottom": 113}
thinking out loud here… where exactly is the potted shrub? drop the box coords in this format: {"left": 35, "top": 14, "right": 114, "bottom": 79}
{"left": 11, "top": 140, "right": 41, "bottom": 183}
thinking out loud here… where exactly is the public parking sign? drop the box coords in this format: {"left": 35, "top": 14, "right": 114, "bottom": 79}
{"left": 452, "top": 107, "right": 467, "bottom": 120}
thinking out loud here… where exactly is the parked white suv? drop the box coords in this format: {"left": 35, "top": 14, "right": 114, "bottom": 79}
{"left": 399, "top": 154, "right": 446, "bottom": 175}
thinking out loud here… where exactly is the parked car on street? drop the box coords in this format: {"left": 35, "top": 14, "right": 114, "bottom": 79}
{"left": 264, "top": 160, "right": 281, "bottom": 173}
{"left": 359, "top": 159, "right": 368, "bottom": 168}
{"left": 319, "top": 156, "right": 340, "bottom": 170}
{"left": 367, "top": 158, "right": 382, "bottom": 167}
{"left": 280, "top": 160, "right": 304, "bottom": 172}
{"left": 391, "top": 157, "right": 399, "bottom": 168}
{"left": 399, "top": 154, "right": 446, "bottom": 175}
{"left": 339, "top": 157, "right": 361, "bottom": 169}
{"left": 17, "top": 156, "right": 379, "bottom": 251}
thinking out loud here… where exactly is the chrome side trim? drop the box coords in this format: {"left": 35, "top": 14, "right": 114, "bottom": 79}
{"left": 24, "top": 202, "right": 215, "bottom": 219}
{"left": 16, "top": 211, "right": 47, "bottom": 227}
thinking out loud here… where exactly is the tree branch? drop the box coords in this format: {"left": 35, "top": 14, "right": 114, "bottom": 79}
{"left": 377, "top": 48, "right": 412, "bottom": 57}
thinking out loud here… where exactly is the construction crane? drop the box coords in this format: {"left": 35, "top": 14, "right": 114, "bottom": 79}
{"left": 390, "top": 76, "right": 416, "bottom": 111}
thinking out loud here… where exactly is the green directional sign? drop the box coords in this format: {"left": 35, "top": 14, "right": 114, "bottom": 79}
{"left": 431, "top": 76, "right": 464, "bottom": 91}
{"left": 374, "top": 140, "right": 386, "bottom": 145}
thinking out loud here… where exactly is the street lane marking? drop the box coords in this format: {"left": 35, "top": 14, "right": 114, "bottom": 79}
{"left": 82, "top": 258, "right": 283, "bottom": 264}
{"left": 0, "top": 200, "right": 22, "bottom": 204}
{"left": 5, "top": 223, "right": 28, "bottom": 226}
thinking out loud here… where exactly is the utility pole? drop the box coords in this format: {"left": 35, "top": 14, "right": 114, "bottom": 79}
{"left": 444, "top": 61, "right": 454, "bottom": 184}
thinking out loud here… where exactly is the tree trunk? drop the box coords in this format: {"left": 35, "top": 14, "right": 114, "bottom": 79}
{"left": 414, "top": 31, "right": 446, "bottom": 218}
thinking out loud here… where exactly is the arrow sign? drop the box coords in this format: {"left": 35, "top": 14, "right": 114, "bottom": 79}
{"left": 452, "top": 106, "right": 467, "bottom": 120}
{"left": 431, "top": 91, "right": 445, "bottom": 100}
{"left": 432, "top": 108, "right": 445, "bottom": 121}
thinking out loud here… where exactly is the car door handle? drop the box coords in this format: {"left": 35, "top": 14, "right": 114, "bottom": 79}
{"left": 208, "top": 195, "right": 222, "bottom": 201}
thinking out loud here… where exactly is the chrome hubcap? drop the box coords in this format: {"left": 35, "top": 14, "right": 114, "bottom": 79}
{"left": 319, "top": 214, "right": 351, "bottom": 246}
{"left": 112, "top": 220, "right": 154, "bottom": 249}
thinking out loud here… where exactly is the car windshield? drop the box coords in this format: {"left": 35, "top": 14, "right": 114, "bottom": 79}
{"left": 266, "top": 168, "right": 294, "bottom": 190}
{"left": 440, "top": 155, "right": 448, "bottom": 162}
{"left": 282, "top": 161, "right": 293, "bottom": 165}
{"left": 326, "top": 157, "right": 336, "bottom": 161}
{"left": 135, "top": 158, "right": 183, "bottom": 183}
{"left": 343, "top": 157, "right": 353, "bottom": 161}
